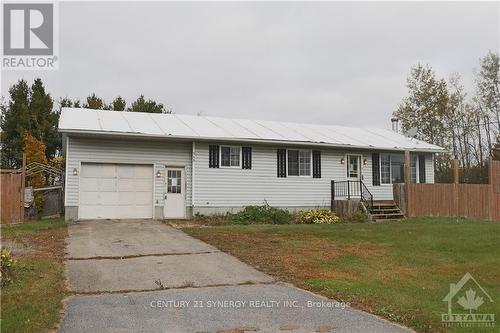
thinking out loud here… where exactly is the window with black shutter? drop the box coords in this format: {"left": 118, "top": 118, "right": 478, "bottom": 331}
{"left": 372, "top": 153, "right": 380, "bottom": 186}
{"left": 209, "top": 145, "right": 219, "bottom": 168}
{"left": 277, "top": 149, "right": 287, "bottom": 177}
{"left": 312, "top": 150, "right": 321, "bottom": 178}
{"left": 242, "top": 147, "right": 252, "bottom": 169}
{"left": 418, "top": 155, "right": 426, "bottom": 183}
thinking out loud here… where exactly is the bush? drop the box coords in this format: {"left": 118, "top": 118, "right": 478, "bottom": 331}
{"left": 231, "top": 204, "right": 292, "bottom": 225}
{"left": 1, "top": 248, "right": 17, "bottom": 287}
{"left": 297, "top": 208, "right": 340, "bottom": 224}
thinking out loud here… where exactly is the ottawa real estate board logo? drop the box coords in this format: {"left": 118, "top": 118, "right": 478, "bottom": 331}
{"left": 442, "top": 272, "right": 495, "bottom": 328}
{"left": 2, "top": 2, "right": 58, "bottom": 70}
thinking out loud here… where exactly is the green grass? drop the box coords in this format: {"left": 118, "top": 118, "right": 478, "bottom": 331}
{"left": 184, "top": 217, "right": 500, "bottom": 333}
{"left": 1, "top": 218, "right": 66, "bottom": 235}
{"left": 1, "top": 218, "right": 68, "bottom": 333}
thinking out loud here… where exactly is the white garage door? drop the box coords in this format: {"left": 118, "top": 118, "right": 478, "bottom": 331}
{"left": 79, "top": 163, "right": 153, "bottom": 219}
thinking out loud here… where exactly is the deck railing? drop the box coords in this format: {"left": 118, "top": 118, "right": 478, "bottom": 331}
{"left": 331, "top": 180, "right": 373, "bottom": 209}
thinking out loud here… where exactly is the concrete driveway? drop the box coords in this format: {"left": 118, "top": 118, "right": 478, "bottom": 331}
{"left": 60, "top": 219, "right": 412, "bottom": 333}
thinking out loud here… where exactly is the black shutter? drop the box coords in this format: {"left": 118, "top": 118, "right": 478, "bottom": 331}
{"left": 242, "top": 147, "right": 252, "bottom": 169}
{"left": 418, "top": 154, "right": 426, "bottom": 183}
{"left": 277, "top": 149, "right": 287, "bottom": 177}
{"left": 372, "top": 153, "right": 380, "bottom": 186}
{"left": 209, "top": 145, "right": 219, "bottom": 168}
{"left": 312, "top": 150, "right": 321, "bottom": 178}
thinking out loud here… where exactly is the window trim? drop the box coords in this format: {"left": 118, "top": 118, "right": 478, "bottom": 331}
{"left": 220, "top": 145, "right": 242, "bottom": 168}
{"left": 287, "top": 149, "right": 312, "bottom": 177}
{"left": 379, "top": 153, "right": 419, "bottom": 185}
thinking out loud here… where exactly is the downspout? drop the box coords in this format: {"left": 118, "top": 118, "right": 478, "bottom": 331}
{"left": 192, "top": 141, "right": 196, "bottom": 211}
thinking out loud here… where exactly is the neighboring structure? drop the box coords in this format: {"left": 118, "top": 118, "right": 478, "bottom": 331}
{"left": 58, "top": 108, "right": 444, "bottom": 220}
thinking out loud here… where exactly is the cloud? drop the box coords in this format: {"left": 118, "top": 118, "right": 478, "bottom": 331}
{"left": 1, "top": 1, "right": 498, "bottom": 129}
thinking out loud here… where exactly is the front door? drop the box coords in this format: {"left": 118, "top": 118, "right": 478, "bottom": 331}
{"left": 347, "top": 155, "right": 361, "bottom": 197}
{"left": 164, "top": 168, "right": 185, "bottom": 218}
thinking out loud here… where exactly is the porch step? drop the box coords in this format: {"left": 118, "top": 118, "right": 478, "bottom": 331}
{"left": 366, "top": 200, "right": 405, "bottom": 222}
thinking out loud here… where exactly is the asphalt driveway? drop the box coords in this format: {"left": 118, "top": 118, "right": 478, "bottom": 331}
{"left": 60, "top": 219, "right": 412, "bottom": 333}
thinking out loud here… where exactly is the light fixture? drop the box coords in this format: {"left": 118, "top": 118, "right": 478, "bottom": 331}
{"left": 340, "top": 158, "right": 345, "bottom": 165}
{"left": 73, "top": 168, "right": 78, "bottom": 176}
{"left": 156, "top": 170, "right": 162, "bottom": 178}
{"left": 363, "top": 158, "right": 368, "bottom": 166}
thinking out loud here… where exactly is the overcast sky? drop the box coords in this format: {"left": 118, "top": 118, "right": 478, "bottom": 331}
{"left": 1, "top": 1, "right": 499, "bottom": 129}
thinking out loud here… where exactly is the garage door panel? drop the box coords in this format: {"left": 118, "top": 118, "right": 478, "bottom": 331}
{"left": 80, "top": 192, "right": 101, "bottom": 205}
{"left": 82, "top": 164, "right": 115, "bottom": 177}
{"left": 134, "top": 166, "right": 154, "bottom": 179}
{"left": 134, "top": 179, "right": 153, "bottom": 191}
{"left": 118, "top": 206, "right": 152, "bottom": 219}
{"left": 79, "top": 163, "right": 153, "bottom": 219}
{"left": 117, "top": 179, "right": 135, "bottom": 192}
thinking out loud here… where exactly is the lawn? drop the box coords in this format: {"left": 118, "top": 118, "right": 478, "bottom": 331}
{"left": 0, "top": 218, "right": 68, "bottom": 333}
{"left": 183, "top": 217, "right": 500, "bottom": 333}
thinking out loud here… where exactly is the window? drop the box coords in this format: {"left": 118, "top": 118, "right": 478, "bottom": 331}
{"left": 288, "top": 150, "right": 311, "bottom": 176}
{"left": 220, "top": 146, "right": 240, "bottom": 167}
{"left": 411, "top": 155, "right": 418, "bottom": 183}
{"left": 381, "top": 154, "right": 391, "bottom": 184}
{"left": 380, "top": 154, "right": 410, "bottom": 184}
{"left": 167, "top": 170, "right": 182, "bottom": 193}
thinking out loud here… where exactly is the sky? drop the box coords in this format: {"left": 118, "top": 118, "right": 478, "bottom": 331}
{"left": 1, "top": 1, "right": 499, "bottom": 130}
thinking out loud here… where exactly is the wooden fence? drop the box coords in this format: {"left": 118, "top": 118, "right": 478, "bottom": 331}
{"left": 395, "top": 159, "right": 500, "bottom": 221}
{"left": 0, "top": 170, "right": 24, "bottom": 224}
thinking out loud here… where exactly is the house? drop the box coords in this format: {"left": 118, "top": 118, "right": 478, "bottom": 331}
{"left": 58, "top": 108, "right": 444, "bottom": 221}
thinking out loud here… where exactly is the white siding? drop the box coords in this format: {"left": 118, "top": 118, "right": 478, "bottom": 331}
{"left": 65, "top": 137, "right": 192, "bottom": 208}
{"left": 193, "top": 142, "right": 397, "bottom": 207}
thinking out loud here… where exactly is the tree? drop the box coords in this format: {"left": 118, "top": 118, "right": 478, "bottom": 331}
{"left": 1, "top": 80, "right": 30, "bottom": 167}
{"left": 127, "top": 95, "right": 171, "bottom": 113}
{"left": 394, "top": 64, "right": 451, "bottom": 180}
{"left": 1, "top": 79, "right": 60, "bottom": 168}
{"left": 84, "top": 93, "right": 105, "bottom": 110}
{"left": 473, "top": 51, "right": 500, "bottom": 158}
{"left": 29, "top": 79, "right": 59, "bottom": 160}
{"left": 23, "top": 133, "right": 48, "bottom": 215}
{"left": 111, "top": 96, "right": 126, "bottom": 111}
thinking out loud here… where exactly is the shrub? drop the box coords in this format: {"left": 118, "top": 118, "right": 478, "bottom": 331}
{"left": 231, "top": 204, "right": 292, "bottom": 225}
{"left": 297, "top": 208, "right": 340, "bottom": 224}
{"left": 0, "top": 248, "right": 17, "bottom": 287}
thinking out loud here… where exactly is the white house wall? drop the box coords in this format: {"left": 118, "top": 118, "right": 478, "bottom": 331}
{"left": 192, "top": 142, "right": 434, "bottom": 212}
{"left": 65, "top": 136, "right": 192, "bottom": 219}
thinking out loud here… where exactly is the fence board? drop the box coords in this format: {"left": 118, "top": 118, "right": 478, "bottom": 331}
{"left": 0, "top": 173, "right": 24, "bottom": 224}
{"left": 404, "top": 160, "right": 500, "bottom": 221}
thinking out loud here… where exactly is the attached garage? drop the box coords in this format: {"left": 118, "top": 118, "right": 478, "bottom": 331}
{"left": 79, "top": 163, "right": 153, "bottom": 219}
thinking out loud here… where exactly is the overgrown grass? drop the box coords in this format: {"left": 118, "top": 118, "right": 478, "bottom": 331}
{"left": 183, "top": 217, "right": 500, "bottom": 333}
{"left": 1, "top": 218, "right": 68, "bottom": 333}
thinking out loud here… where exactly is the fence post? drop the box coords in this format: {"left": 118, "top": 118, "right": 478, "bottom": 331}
{"left": 21, "top": 153, "right": 26, "bottom": 223}
{"left": 404, "top": 151, "right": 411, "bottom": 217}
{"left": 331, "top": 180, "right": 335, "bottom": 211}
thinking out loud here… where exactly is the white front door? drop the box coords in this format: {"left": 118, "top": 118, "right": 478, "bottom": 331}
{"left": 164, "top": 168, "right": 185, "bottom": 218}
{"left": 347, "top": 155, "right": 361, "bottom": 197}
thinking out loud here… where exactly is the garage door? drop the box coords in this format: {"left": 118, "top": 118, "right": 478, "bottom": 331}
{"left": 79, "top": 163, "right": 153, "bottom": 219}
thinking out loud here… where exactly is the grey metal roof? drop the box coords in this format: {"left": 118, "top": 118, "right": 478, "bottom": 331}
{"left": 59, "top": 108, "right": 444, "bottom": 152}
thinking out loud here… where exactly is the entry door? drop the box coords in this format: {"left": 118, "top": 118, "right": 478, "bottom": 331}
{"left": 164, "top": 168, "right": 185, "bottom": 218}
{"left": 347, "top": 155, "right": 361, "bottom": 197}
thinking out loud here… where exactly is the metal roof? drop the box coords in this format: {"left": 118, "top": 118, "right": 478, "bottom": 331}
{"left": 58, "top": 108, "right": 445, "bottom": 152}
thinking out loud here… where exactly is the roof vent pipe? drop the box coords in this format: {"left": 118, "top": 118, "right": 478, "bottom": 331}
{"left": 391, "top": 117, "right": 399, "bottom": 133}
